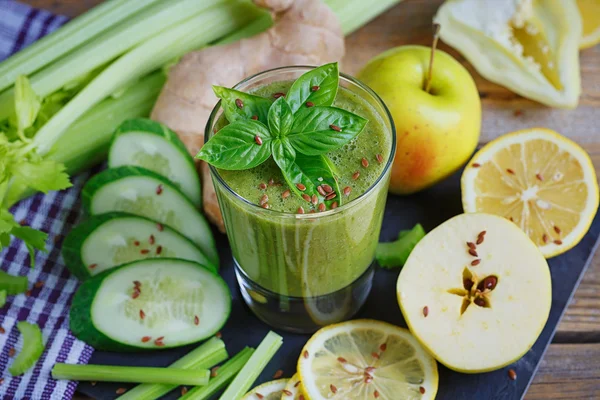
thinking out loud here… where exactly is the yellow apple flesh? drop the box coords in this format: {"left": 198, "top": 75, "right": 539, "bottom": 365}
{"left": 397, "top": 213, "right": 552, "bottom": 373}
{"left": 358, "top": 45, "right": 481, "bottom": 194}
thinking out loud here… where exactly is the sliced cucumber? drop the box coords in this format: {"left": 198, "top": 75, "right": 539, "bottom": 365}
{"left": 9, "top": 322, "right": 45, "bottom": 376}
{"left": 82, "top": 166, "right": 218, "bottom": 265}
{"left": 62, "top": 212, "right": 216, "bottom": 280}
{"left": 70, "top": 259, "right": 231, "bottom": 352}
{"left": 108, "top": 118, "right": 201, "bottom": 206}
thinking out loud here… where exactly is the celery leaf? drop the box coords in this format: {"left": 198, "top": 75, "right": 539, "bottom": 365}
{"left": 14, "top": 75, "right": 41, "bottom": 141}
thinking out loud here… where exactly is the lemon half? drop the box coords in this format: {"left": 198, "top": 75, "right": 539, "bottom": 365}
{"left": 578, "top": 0, "right": 600, "bottom": 49}
{"left": 297, "top": 319, "right": 438, "bottom": 400}
{"left": 462, "top": 128, "right": 599, "bottom": 258}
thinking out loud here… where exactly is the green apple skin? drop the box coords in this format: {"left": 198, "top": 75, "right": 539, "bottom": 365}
{"left": 358, "top": 45, "right": 481, "bottom": 194}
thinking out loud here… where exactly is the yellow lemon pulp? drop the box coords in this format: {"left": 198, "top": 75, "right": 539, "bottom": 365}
{"left": 297, "top": 319, "right": 438, "bottom": 400}
{"left": 462, "top": 128, "right": 599, "bottom": 258}
{"left": 242, "top": 379, "right": 288, "bottom": 400}
{"left": 282, "top": 374, "right": 306, "bottom": 400}
{"left": 578, "top": 0, "right": 600, "bottom": 49}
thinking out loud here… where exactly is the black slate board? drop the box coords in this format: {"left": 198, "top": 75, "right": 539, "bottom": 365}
{"left": 79, "top": 170, "right": 600, "bottom": 400}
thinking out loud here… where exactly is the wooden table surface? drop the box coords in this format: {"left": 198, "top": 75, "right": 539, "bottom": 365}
{"left": 22, "top": 0, "right": 600, "bottom": 399}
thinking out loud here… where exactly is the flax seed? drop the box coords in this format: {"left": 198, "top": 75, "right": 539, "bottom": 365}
{"left": 331, "top": 201, "right": 338, "bottom": 209}
{"left": 468, "top": 249, "right": 478, "bottom": 257}
{"left": 211, "top": 366, "right": 220, "bottom": 377}
{"left": 303, "top": 350, "right": 309, "bottom": 359}
{"left": 259, "top": 183, "right": 267, "bottom": 190}
{"left": 89, "top": 263, "right": 97, "bottom": 269}
{"left": 132, "top": 291, "right": 140, "bottom": 299}
{"left": 116, "top": 388, "right": 127, "bottom": 395}
{"left": 302, "top": 194, "right": 311, "bottom": 202}
{"left": 325, "top": 193, "right": 337, "bottom": 201}
{"left": 467, "top": 242, "right": 476, "bottom": 250}
{"left": 312, "top": 195, "right": 318, "bottom": 205}
{"left": 251, "top": 115, "right": 258, "bottom": 120}
{"left": 376, "top": 154, "right": 384, "bottom": 163}
{"left": 273, "top": 92, "right": 285, "bottom": 99}
{"left": 141, "top": 336, "right": 151, "bottom": 343}
{"left": 156, "top": 246, "right": 163, "bottom": 255}
{"left": 141, "top": 249, "right": 150, "bottom": 255}
{"left": 283, "top": 389, "right": 293, "bottom": 396}
{"left": 472, "top": 163, "right": 481, "bottom": 168}
{"left": 374, "top": 391, "right": 380, "bottom": 398}
{"left": 194, "top": 315, "right": 199, "bottom": 325}
{"left": 297, "top": 207, "right": 305, "bottom": 214}
{"left": 134, "top": 241, "right": 140, "bottom": 246}
{"left": 273, "top": 369, "right": 284, "bottom": 379}
{"left": 322, "top": 184, "right": 333, "bottom": 193}
{"left": 0, "top": 326, "right": 5, "bottom": 334}
{"left": 420, "top": 386, "right": 426, "bottom": 394}
{"left": 157, "top": 223, "right": 164, "bottom": 232}
{"left": 330, "top": 124, "right": 342, "bottom": 132}
{"left": 554, "top": 225, "right": 561, "bottom": 234}
{"left": 235, "top": 98, "right": 243, "bottom": 108}
{"left": 216, "top": 332, "right": 222, "bottom": 339}
{"left": 25, "top": 289, "right": 31, "bottom": 297}
{"left": 554, "top": 240, "right": 563, "bottom": 245}
{"left": 295, "top": 381, "right": 301, "bottom": 388}
{"left": 317, "top": 186, "right": 327, "bottom": 196}
{"left": 343, "top": 186, "right": 351, "bottom": 196}
{"left": 9, "top": 348, "right": 15, "bottom": 357}
{"left": 181, "top": 387, "right": 188, "bottom": 396}
{"left": 337, "top": 357, "right": 347, "bottom": 363}
{"left": 330, "top": 384, "right": 337, "bottom": 394}
{"left": 260, "top": 194, "right": 269, "bottom": 206}
{"left": 149, "top": 235, "right": 155, "bottom": 245}
{"left": 255, "top": 135, "right": 263, "bottom": 145}
{"left": 256, "top": 394, "right": 264, "bottom": 400}
{"left": 318, "top": 203, "right": 326, "bottom": 212}
{"left": 306, "top": 101, "right": 314, "bottom": 108}
{"left": 536, "top": 173, "right": 543, "bottom": 181}
{"left": 371, "top": 352, "right": 380, "bottom": 359}
{"left": 352, "top": 171, "right": 360, "bottom": 180}
{"left": 296, "top": 183, "right": 306, "bottom": 191}
{"left": 471, "top": 259, "right": 481, "bottom": 266}
{"left": 261, "top": 203, "right": 269, "bottom": 209}
{"left": 506, "top": 168, "right": 515, "bottom": 175}
{"left": 282, "top": 190, "right": 291, "bottom": 199}
{"left": 133, "top": 281, "right": 141, "bottom": 288}
{"left": 508, "top": 369, "right": 517, "bottom": 381}
{"left": 423, "top": 306, "right": 429, "bottom": 317}
{"left": 311, "top": 85, "right": 320, "bottom": 91}
{"left": 543, "top": 234, "right": 549, "bottom": 243}
{"left": 380, "top": 343, "right": 387, "bottom": 352}
{"left": 156, "top": 184, "right": 163, "bottom": 195}
{"left": 140, "top": 309, "right": 145, "bottom": 319}
{"left": 361, "top": 158, "right": 369, "bottom": 168}
{"left": 35, "top": 281, "right": 44, "bottom": 288}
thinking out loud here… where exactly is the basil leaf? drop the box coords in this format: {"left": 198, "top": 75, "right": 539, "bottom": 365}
{"left": 287, "top": 106, "right": 368, "bottom": 156}
{"left": 268, "top": 97, "right": 293, "bottom": 138}
{"left": 286, "top": 63, "right": 339, "bottom": 113}
{"left": 213, "top": 86, "right": 272, "bottom": 124}
{"left": 272, "top": 139, "right": 317, "bottom": 202}
{"left": 295, "top": 153, "right": 343, "bottom": 206}
{"left": 196, "top": 120, "right": 272, "bottom": 170}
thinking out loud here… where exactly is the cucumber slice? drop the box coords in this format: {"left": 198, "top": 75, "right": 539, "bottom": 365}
{"left": 108, "top": 118, "right": 201, "bottom": 206}
{"left": 62, "top": 212, "right": 216, "bottom": 280}
{"left": 82, "top": 166, "right": 218, "bottom": 265}
{"left": 70, "top": 258, "right": 231, "bottom": 352}
{"left": 9, "top": 322, "right": 45, "bottom": 376}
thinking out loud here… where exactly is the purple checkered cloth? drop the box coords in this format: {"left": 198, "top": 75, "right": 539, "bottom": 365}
{"left": 0, "top": 2, "right": 95, "bottom": 399}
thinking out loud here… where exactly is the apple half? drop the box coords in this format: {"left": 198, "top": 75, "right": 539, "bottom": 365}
{"left": 397, "top": 213, "right": 552, "bottom": 373}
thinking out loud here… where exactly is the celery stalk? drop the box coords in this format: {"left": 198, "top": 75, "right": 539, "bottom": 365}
{"left": 118, "top": 337, "right": 228, "bottom": 400}
{"left": 220, "top": 332, "right": 283, "bottom": 400}
{"left": 33, "top": 1, "right": 266, "bottom": 156}
{"left": 326, "top": 0, "right": 403, "bottom": 35}
{"left": 0, "top": 0, "right": 162, "bottom": 93}
{"left": 181, "top": 348, "right": 255, "bottom": 400}
{"left": 0, "top": 0, "right": 229, "bottom": 121}
{"left": 5, "top": 71, "right": 165, "bottom": 208}
{"left": 52, "top": 364, "right": 210, "bottom": 386}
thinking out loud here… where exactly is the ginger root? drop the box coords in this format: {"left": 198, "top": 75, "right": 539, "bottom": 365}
{"left": 151, "top": 0, "right": 345, "bottom": 232}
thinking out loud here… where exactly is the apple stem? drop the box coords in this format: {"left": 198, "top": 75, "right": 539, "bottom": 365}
{"left": 424, "top": 23, "right": 441, "bottom": 94}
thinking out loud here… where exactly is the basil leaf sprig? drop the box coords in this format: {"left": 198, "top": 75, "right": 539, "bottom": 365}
{"left": 197, "top": 63, "right": 368, "bottom": 209}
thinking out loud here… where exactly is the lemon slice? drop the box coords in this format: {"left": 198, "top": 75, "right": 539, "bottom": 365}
{"left": 282, "top": 374, "right": 306, "bottom": 399}
{"left": 297, "top": 319, "right": 438, "bottom": 400}
{"left": 578, "top": 0, "right": 600, "bottom": 49}
{"left": 462, "top": 128, "right": 599, "bottom": 258}
{"left": 242, "top": 379, "right": 288, "bottom": 400}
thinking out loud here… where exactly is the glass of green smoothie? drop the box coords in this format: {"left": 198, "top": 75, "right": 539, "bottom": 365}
{"left": 201, "top": 64, "right": 395, "bottom": 333}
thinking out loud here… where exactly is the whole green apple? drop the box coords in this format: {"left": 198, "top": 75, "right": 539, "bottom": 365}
{"left": 358, "top": 45, "right": 481, "bottom": 194}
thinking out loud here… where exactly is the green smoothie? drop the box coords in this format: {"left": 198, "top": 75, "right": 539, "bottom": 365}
{"left": 213, "top": 80, "right": 392, "bottom": 298}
